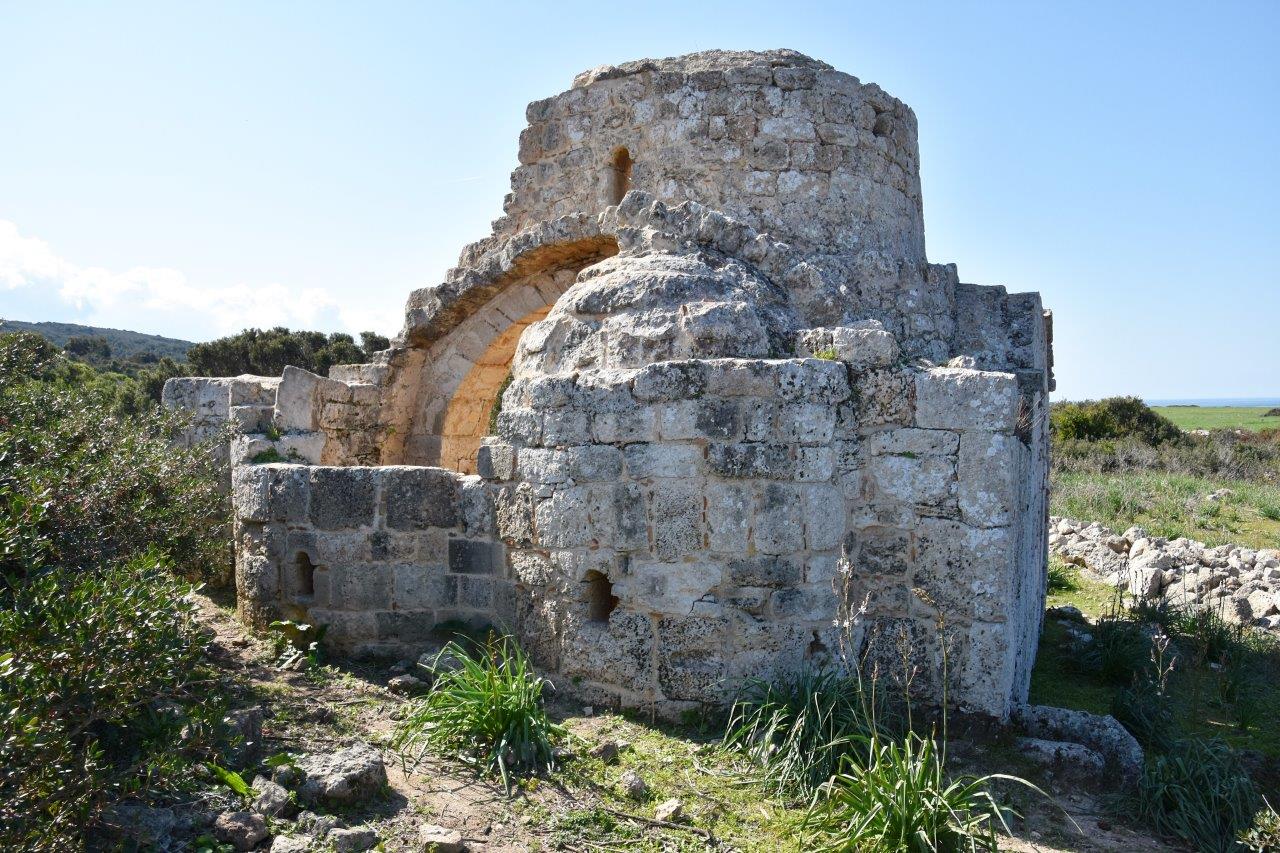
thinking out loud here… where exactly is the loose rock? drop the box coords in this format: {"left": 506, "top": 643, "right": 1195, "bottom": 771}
{"left": 214, "top": 811, "right": 269, "bottom": 851}
{"left": 296, "top": 742, "right": 387, "bottom": 804}
{"left": 419, "top": 823, "right": 465, "bottom": 852}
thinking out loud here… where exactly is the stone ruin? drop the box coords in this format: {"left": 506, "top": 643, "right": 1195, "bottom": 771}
{"left": 165, "top": 49, "right": 1054, "bottom": 720}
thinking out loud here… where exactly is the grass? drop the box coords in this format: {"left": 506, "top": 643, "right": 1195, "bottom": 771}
{"left": 545, "top": 711, "right": 803, "bottom": 852}
{"left": 1051, "top": 470, "right": 1280, "bottom": 548}
{"left": 394, "top": 636, "right": 565, "bottom": 791}
{"left": 1030, "top": 600, "right": 1280, "bottom": 761}
{"left": 1152, "top": 406, "right": 1280, "bottom": 433}
{"left": 722, "top": 668, "right": 878, "bottom": 799}
{"left": 1044, "top": 557, "right": 1122, "bottom": 617}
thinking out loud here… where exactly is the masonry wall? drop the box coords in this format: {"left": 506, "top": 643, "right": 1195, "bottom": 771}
{"left": 231, "top": 352, "right": 1043, "bottom": 718}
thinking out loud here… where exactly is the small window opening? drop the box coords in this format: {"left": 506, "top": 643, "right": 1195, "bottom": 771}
{"left": 607, "top": 147, "right": 633, "bottom": 206}
{"left": 295, "top": 552, "right": 316, "bottom": 598}
{"left": 872, "top": 112, "right": 894, "bottom": 139}
{"left": 584, "top": 570, "right": 619, "bottom": 623}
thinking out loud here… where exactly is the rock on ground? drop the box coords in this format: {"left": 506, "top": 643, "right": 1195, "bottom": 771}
{"left": 419, "top": 823, "right": 465, "bottom": 852}
{"left": 1014, "top": 704, "right": 1143, "bottom": 781}
{"left": 296, "top": 742, "right": 387, "bottom": 804}
{"left": 214, "top": 811, "right": 269, "bottom": 851}
{"left": 330, "top": 825, "right": 380, "bottom": 852}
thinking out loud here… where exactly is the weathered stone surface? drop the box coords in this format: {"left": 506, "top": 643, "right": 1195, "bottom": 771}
{"left": 1014, "top": 704, "right": 1143, "bottom": 780}
{"left": 214, "top": 812, "right": 269, "bottom": 851}
{"left": 296, "top": 742, "right": 387, "bottom": 804}
{"left": 418, "top": 824, "right": 465, "bottom": 852}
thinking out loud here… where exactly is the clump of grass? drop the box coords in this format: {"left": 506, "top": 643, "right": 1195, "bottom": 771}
{"left": 723, "top": 668, "right": 878, "bottom": 799}
{"left": 1046, "top": 558, "right": 1079, "bottom": 593}
{"left": 1133, "top": 738, "right": 1259, "bottom": 853}
{"left": 801, "top": 731, "right": 1037, "bottom": 852}
{"left": 394, "top": 636, "right": 565, "bottom": 791}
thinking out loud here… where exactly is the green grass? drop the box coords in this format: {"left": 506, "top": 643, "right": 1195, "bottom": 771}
{"left": 1045, "top": 558, "right": 1119, "bottom": 617}
{"left": 1151, "top": 406, "right": 1279, "bottom": 433}
{"left": 1051, "top": 470, "right": 1280, "bottom": 549}
{"left": 394, "top": 636, "right": 565, "bottom": 791}
{"left": 548, "top": 711, "right": 802, "bottom": 852}
{"left": 1030, "top": 605, "right": 1280, "bottom": 760}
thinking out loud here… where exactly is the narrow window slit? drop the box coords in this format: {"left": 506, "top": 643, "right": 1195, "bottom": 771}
{"left": 296, "top": 552, "right": 316, "bottom": 598}
{"left": 608, "top": 147, "right": 633, "bottom": 206}
{"left": 584, "top": 570, "right": 619, "bottom": 623}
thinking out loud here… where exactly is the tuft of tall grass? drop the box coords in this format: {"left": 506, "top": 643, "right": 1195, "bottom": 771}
{"left": 394, "top": 636, "right": 565, "bottom": 791}
{"left": 1133, "top": 739, "right": 1259, "bottom": 853}
{"left": 801, "top": 731, "right": 1038, "bottom": 853}
{"left": 1046, "top": 559, "right": 1079, "bottom": 593}
{"left": 723, "top": 668, "right": 880, "bottom": 799}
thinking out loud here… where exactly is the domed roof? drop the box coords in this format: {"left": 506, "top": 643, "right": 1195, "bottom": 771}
{"left": 514, "top": 247, "right": 798, "bottom": 376}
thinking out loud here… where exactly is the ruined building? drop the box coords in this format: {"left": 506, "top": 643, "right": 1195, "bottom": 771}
{"left": 166, "top": 49, "right": 1054, "bottom": 719}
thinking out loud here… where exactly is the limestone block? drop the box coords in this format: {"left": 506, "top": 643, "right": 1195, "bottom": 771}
{"left": 915, "top": 368, "right": 1018, "bottom": 432}
{"left": 559, "top": 610, "right": 655, "bottom": 694}
{"left": 802, "top": 484, "right": 844, "bottom": 550}
{"left": 771, "top": 585, "right": 836, "bottom": 622}
{"left": 727, "top": 555, "right": 803, "bottom": 588}
{"left": 382, "top": 467, "right": 461, "bottom": 530}
{"left": 447, "top": 538, "right": 500, "bottom": 575}
{"left": 517, "top": 448, "right": 571, "bottom": 485}
{"left": 458, "top": 575, "right": 494, "bottom": 609}
{"left": 797, "top": 323, "right": 900, "bottom": 372}
{"left": 754, "top": 484, "right": 804, "bottom": 554}
{"left": 856, "top": 369, "right": 914, "bottom": 426}
{"left": 795, "top": 446, "right": 836, "bottom": 481}
{"left": 633, "top": 361, "right": 707, "bottom": 402}
{"left": 308, "top": 467, "right": 377, "bottom": 530}
{"left": 495, "top": 483, "right": 536, "bottom": 546}
{"left": 616, "top": 560, "right": 722, "bottom": 615}
{"left": 535, "top": 487, "right": 592, "bottom": 548}
{"left": 913, "top": 519, "right": 1013, "bottom": 622}
{"left": 331, "top": 564, "right": 393, "bottom": 610}
{"left": 592, "top": 406, "right": 658, "bottom": 443}
{"left": 957, "top": 432, "right": 1020, "bottom": 528}
{"left": 458, "top": 477, "right": 496, "bottom": 537}
{"left": 956, "top": 621, "right": 1015, "bottom": 718}
{"left": 392, "top": 564, "right": 453, "bottom": 610}
{"left": 778, "top": 402, "right": 836, "bottom": 443}
{"left": 275, "top": 366, "right": 322, "bottom": 432}
{"left": 866, "top": 450, "right": 956, "bottom": 509}
{"left": 624, "top": 443, "right": 703, "bottom": 479}
{"left": 842, "top": 526, "right": 910, "bottom": 576}
{"left": 656, "top": 615, "right": 729, "bottom": 700}
{"left": 777, "top": 359, "right": 850, "bottom": 403}
{"left": 565, "top": 444, "right": 624, "bottom": 481}
{"left": 864, "top": 428, "right": 957, "bottom": 457}
{"left": 650, "top": 480, "right": 703, "bottom": 560}
{"left": 476, "top": 442, "right": 517, "bottom": 480}
{"left": 706, "top": 442, "right": 792, "bottom": 479}
{"left": 542, "top": 409, "right": 591, "bottom": 445}
{"left": 706, "top": 482, "right": 751, "bottom": 552}
{"left": 703, "top": 359, "right": 778, "bottom": 396}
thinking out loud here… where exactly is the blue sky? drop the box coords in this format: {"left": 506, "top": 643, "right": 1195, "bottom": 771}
{"left": 1, "top": 1, "right": 1276, "bottom": 400}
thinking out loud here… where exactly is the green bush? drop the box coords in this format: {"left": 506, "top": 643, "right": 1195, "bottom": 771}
{"left": 801, "top": 731, "right": 1026, "bottom": 852}
{"left": 1134, "top": 739, "right": 1259, "bottom": 853}
{"left": 394, "top": 636, "right": 565, "bottom": 791}
{"left": 0, "top": 333, "right": 227, "bottom": 586}
{"left": 723, "top": 668, "right": 879, "bottom": 799}
{"left": 0, "top": 555, "right": 223, "bottom": 850}
{"left": 1050, "top": 397, "right": 1182, "bottom": 446}
{"left": 186, "top": 326, "right": 388, "bottom": 378}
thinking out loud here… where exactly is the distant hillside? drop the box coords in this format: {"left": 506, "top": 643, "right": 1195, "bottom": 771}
{"left": 0, "top": 319, "right": 194, "bottom": 361}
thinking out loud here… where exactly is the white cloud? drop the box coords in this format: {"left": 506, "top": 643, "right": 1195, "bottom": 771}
{"left": 0, "top": 220, "right": 401, "bottom": 340}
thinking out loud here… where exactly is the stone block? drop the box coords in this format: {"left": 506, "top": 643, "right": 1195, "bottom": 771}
{"left": 777, "top": 359, "right": 850, "bottom": 402}
{"left": 565, "top": 444, "right": 624, "bottom": 481}
{"left": 754, "top": 483, "right": 804, "bottom": 554}
{"left": 727, "top": 555, "right": 802, "bottom": 588}
{"left": 275, "top": 366, "right": 321, "bottom": 432}
{"left": 771, "top": 586, "right": 836, "bottom": 622}
{"left": 778, "top": 402, "right": 836, "bottom": 443}
{"left": 331, "top": 564, "right": 393, "bottom": 610}
{"left": 383, "top": 467, "right": 461, "bottom": 530}
{"left": 912, "top": 518, "right": 1013, "bottom": 621}
{"left": 706, "top": 482, "right": 751, "bottom": 552}
{"left": 856, "top": 369, "right": 914, "bottom": 426}
{"left": 802, "top": 484, "right": 844, "bottom": 550}
{"left": 392, "top": 564, "right": 453, "bottom": 610}
{"left": 308, "top": 467, "right": 377, "bottom": 530}
{"left": 374, "top": 610, "right": 434, "bottom": 644}
{"left": 706, "top": 442, "right": 792, "bottom": 478}
{"left": 843, "top": 526, "right": 911, "bottom": 576}
{"left": 559, "top": 610, "right": 655, "bottom": 694}
{"left": 915, "top": 368, "right": 1018, "bottom": 432}
{"left": 958, "top": 432, "right": 1020, "bottom": 528}
{"left": 447, "top": 538, "right": 500, "bottom": 575}
{"left": 534, "top": 486, "right": 591, "bottom": 548}
{"left": 616, "top": 560, "right": 722, "bottom": 615}
{"left": 632, "top": 361, "right": 707, "bottom": 402}
{"left": 650, "top": 480, "right": 703, "bottom": 561}
{"left": 476, "top": 442, "right": 517, "bottom": 480}
{"left": 657, "top": 615, "right": 729, "bottom": 701}
{"left": 866, "top": 450, "right": 956, "bottom": 508}
{"left": 458, "top": 575, "right": 494, "bottom": 609}
{"left": 624, "top": 443, "right": 703, "bottom": 479}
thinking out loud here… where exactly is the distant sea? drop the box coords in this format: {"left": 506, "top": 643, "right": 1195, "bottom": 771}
{"left": 1145, "top": 397, "right": 1280, "bottom": 407}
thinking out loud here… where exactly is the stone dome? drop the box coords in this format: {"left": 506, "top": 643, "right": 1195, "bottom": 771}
{"left": 513, "top": 247, "right": 798, "bottom": 376}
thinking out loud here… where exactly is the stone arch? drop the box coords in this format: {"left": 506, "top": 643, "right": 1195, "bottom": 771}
{"left": 384, "top": 232, "right": 620, "bottom": 468}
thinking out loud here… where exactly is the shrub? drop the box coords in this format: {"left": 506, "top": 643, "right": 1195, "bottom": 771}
{"left": 0, "top": 555, "right": 223, "bottom": 850}
{"left": 1050, "top": 397, "right": 1182, "bottom": 446}
{"left": 394, "top": 636, "right": 565, "bottom": 791}
{"left": 1134, "top": 739, "right": 1259, "bottom": 853}
{"left": 1240, "top": 801, "right": 1280, "bottom": 852}
{"left": 723, "top": 668, "right": 879, "bottom": 799}
{"left": 0, "top": 333, "right": 227, "bottom": 586}
{"left": 187, "top": 326, "right": 387, "bottom": 378}
{"left": 1046, "top": 558, "right": 1079, "bottom": 593}
{"left": 801, "top": 731, "right": 1027, "bottom": 852}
